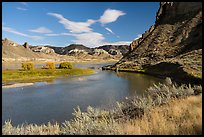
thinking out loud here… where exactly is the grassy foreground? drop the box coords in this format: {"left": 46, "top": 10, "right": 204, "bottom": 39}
{"left": 2, "top": 78, "right": 202, "bottom": 135}
{"left": 2, "top": 68, "right": 93, "bottom": 83}
{"left": 121, "top": 95, "right": 202, "bottom": 135}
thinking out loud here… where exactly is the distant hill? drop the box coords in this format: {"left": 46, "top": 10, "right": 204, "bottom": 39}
{"left": 2, "top": 38, "right": 129, "bottom": 62}
{"left": 97, "top": 45, "right": 129, "bottom": 56}
{"left": 38, "top": 44, "right": 129, "bottom": 57}
{"left": 2, "top": 38, "right": 64, "bottom": 62}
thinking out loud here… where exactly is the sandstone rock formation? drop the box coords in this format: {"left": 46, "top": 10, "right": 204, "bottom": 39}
{"left": 68, "top": 49, "right": 89, "bottom": 56}
{"left": 103, "top": 2, "right": 202, "bottom": 84}
{"left": 93, "top": 48, "right": 109, "bottom": 55}
{"left": 30, "top": 46, "right": 55, "bottom": 54}
{"left": 97, "top": 45, "right": 129, "bottom": 56}
{"left": 2, "top": 38, "right": 18, "bottom": 47}
{"left": 23, "top": 42, "right": 29, "bottom": 49}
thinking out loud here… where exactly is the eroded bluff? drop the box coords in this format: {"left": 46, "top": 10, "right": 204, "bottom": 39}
{"left": 103, "top": 2, "right": 202, "bottom": 84}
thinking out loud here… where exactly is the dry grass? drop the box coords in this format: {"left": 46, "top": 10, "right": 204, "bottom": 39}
{"left": 2, "top": 121, "right": 60, "bottom": 135}
{"left": 121, "top": 95, "right": 202, "bottom": 135}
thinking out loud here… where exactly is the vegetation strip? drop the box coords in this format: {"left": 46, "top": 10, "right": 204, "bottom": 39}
{"left": 2, "top": 68, "right": 93, "bottom": 84}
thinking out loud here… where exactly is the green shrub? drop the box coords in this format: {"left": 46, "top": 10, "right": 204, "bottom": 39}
{"left": 59, "top": 62, "right": 73, "bottom": 69}
{"left": 22, "top": 62, "right": 34, "bottom": 71}
{"left": 44, "top": 62, "right": 55, "bottom": 69}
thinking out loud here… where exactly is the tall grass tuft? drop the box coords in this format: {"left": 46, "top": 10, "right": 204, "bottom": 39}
{"left": 2, "top": 120, "right": 60, "bottom": 135}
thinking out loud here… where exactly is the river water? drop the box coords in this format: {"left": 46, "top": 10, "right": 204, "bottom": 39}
{"left": 2, "top": 63, "right": 163, "bottom": 126}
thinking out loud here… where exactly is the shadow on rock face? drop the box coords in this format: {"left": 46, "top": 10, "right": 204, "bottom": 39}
{"left": 143, "top": 62, "right": 202, "bottom": 85}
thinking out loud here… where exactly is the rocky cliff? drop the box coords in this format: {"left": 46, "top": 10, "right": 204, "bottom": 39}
{"left": 103, "top": 2, "right": 202, "bottom": 84}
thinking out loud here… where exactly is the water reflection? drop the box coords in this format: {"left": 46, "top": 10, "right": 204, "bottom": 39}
{"left": 2, "top": 63, "right": 163, "bottom": 126}
{"left": 116, "top": 72, "right": 162, "bottom": 96}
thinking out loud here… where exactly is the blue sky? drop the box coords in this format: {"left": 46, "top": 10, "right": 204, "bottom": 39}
{"left": 2, "top": 2, "right": 159, "bottom": 47}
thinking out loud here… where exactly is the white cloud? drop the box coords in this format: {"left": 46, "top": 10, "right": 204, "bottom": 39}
{"left": 16, "top": 7, "right": 28, "bottom": 11}
{"left": 70, "top": 32, "right": 130, "bottom": 47}
{"left": 70, "top": 32, "right": 105, "bottom": 47}
{"left": 45, "top": 33, "right": 62, "bottom": 36}
{"left": 103, "top": 41, "right": 131, "bottom": 45}
{"left": 105, "top": 27, "right": 114, "bottom": 34}
{"left": 134, "top": 34, "right": 142, "bottom": 40}
{"left": 99, "top": 9, "right": 126, "bottom": 25}
{"left": 45, "top": 33, "right": 71, "bottom": 36}
{"left": 47, "top": 32, "right": 104, "bottom": 47}
{"left": 46, "top": 9, "right": 128, "bottom": 47}
{"left": 29, "top": 36, "right": 44, "bottom": 40}
{"left": 46, "top": 32, "right": 131, "bottom": 47}
{"left": 20, "top": 2, "right": 28, "bottom": 6}
{"left": 47, "top": 12, "right": 96, "bottom": 33}
{"left": 3, "top": 26, "right": 27, "bottom": 37}
{"left": 29, "top": 27, "right": 53, "bottom": 33}
{"left": 3, "top": 26, "right": 44, "bottom": 40}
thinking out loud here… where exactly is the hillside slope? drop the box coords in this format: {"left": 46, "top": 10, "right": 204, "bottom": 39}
{"left": 103, "top": 2, "right": 202, "bottom": 84}
{"left": 2, "top": 38, "right": 128, "bottom": 62}
{"left": 2, "top": 38, "right": 68, "bottom": 62}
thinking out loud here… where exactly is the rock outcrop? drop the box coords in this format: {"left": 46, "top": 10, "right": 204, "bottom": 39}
{"left": 61, "top": 44, "right": 93, "bottom": 55}
{"left": 68, "top": 49, "right": 89, "bottom": 56}
{"left": 97, "top": 45, "right": 129, "bottom": 56}
{"left": 2, "top": 38, "right": 18, "bottom": 47}
{"left": 92, "top": 48, "right": 109, "bottom": 55}
{"left": 23, "top": 42, "right": 29, "bottom": 49}
{"left": 30, "top": 46, "right": 55, "bottom": 54}
{"left": 103, "top": 2, "right": 202, "bottom": 84}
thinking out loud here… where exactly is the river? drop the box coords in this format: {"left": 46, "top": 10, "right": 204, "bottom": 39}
{"left": 2, "top": 63, "right": 163, "bottom": 126}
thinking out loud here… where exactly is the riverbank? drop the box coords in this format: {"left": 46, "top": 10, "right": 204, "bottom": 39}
{"left": 2, "top": 59, "right": 118, "bottom": 66}
{"left": 102, "top": 65, "right": 202, "bottom": 85}
{"left": 2, "top": 83, "right": 34, "bottom": 89}
{"left": 2, "top": 68, "right": 94, "bottom": 84}
{"left": 2, "top": 78, "right": 202, "bottom": 135}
